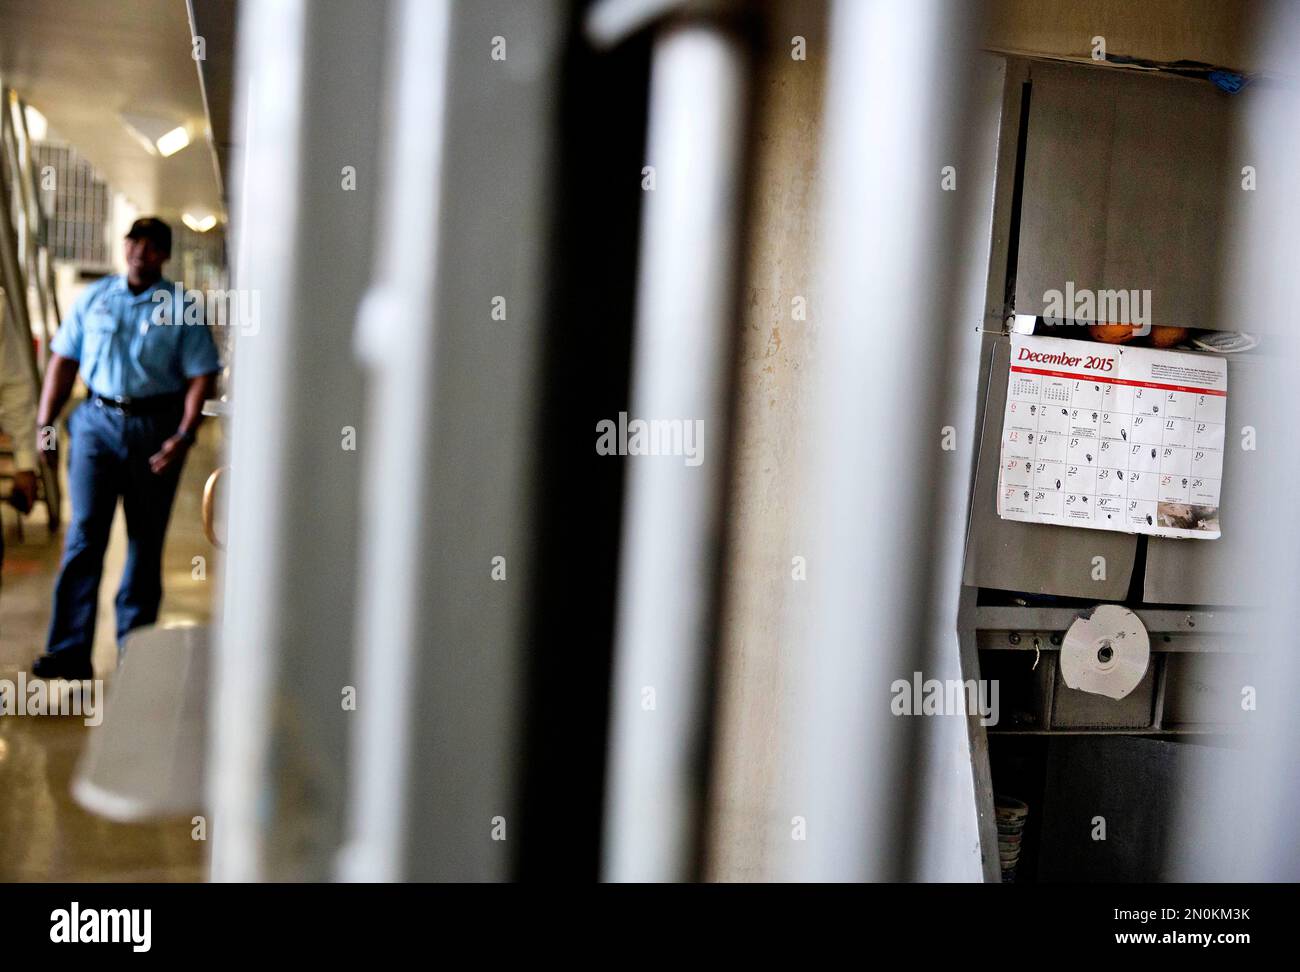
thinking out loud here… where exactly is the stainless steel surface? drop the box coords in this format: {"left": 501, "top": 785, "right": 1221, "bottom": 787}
{"left": 980, "top": 643, "right": 1258, "bottom": 736}
{"left": 947, "top": 55, "right": 1013, "bottom": 885}
{"left": 1143, "top": 354, "right": 1276, "bottom": 605}
{"left": 979, "top": 628, "right": 1259, "bottom": 654}
{"left": 1161, "top": 652, "right": 1256, "bottom": 729}
{"left": 957, "top": 585, "right": 1001, "bottom": 882}
{"left": 1050, "top": 659, "right": 1156, "bottom": 728}
{"left": 975, "top": 605, "right": 1264, "bottom": 636}
{"left": 1014, "top": 60, "right": 1234, "bottom": 331}
{"left": 987, "top": 726, "right": 1243, "bottom": 736}
{"left": 980, "top": 56, "right": 1028, "bottom": 329}
{"left": 963, "top": 336, "right": 1137, "bottom": 597}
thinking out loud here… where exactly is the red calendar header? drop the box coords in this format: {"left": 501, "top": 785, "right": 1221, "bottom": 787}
{"left": 1016, "top": 346, "right": 1087, "bottom": 368}
{"left": 1010, "top": 364, "right": 1227, "bottom": 396}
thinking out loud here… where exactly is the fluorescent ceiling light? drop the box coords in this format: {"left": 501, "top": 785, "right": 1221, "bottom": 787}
{"left": 182, "top": 212, "right": 218, "bottom": 233}
{"left": 24, "top": 105, "right": 48, "bottom": 141}
{"left": 155, "top": 126, "right": 190, "bottom": 158}
{"left": 119, "top": 112, "right": 191, "bottom": 157}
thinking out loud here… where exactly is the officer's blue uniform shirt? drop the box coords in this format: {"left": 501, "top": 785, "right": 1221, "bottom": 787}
{"left": 49, "top": 275, "right": 221, "bottom": 399}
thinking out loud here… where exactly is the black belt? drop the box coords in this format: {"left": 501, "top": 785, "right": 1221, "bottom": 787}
{"left": 92, "top": 393, "right": 185, "bottom": 417}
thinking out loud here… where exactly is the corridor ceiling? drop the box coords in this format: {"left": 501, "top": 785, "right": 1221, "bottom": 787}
{"left": 0, "top": 0, "right": 234, "bottom": 220}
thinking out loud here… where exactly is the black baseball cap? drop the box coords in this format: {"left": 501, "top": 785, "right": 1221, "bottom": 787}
{"left": 126, "top": 216, "right": 172, "bottom": 255}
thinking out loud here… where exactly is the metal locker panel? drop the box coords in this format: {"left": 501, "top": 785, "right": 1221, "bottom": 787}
{"left": 1014, "top": 62, "right": 1116, "bottom": 319}
{"left": 1161, "top": 653, "right": 1255, "bottom": 729}
{"left": 963, "top": 336, "right": 1137, "bottom": 598}
{"left": 1015, "top": 61, "right": 1235, "bottom": 332}
{"left": 1050, "top": 661, "right": 1156, "bottom": 729}
{"left": 1036, "top": 736, "right": 1243, "bottom": 883}
{"left": 1144, "top": 355, "right": 1275, "bottom": 605}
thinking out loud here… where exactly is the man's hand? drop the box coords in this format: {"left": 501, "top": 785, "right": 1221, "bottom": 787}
{"left": 149, "top": 434, "right": 190, "bottom": 476}
{"left": 11, "top": 469, "right": 37, "bottom": 513}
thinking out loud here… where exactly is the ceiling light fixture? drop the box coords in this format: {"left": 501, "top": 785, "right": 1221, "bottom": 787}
{"left": 119, "top": 113, "right": 191, "bottom": 157}
{"left": 182, "top": 212, "right": 218, "bottom": 233}
{"left": 155, "top": 126, "right": 191, "bottom": 158}
{"left": 24, "top": 105, "right": 48, "bottom": 141}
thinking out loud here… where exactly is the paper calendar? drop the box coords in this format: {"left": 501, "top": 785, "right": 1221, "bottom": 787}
{"left": 997, "top": 334, "right": 1228, "bottom": 539}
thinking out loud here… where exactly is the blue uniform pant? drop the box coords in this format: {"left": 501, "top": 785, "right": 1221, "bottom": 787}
{"left": 45, "top": 396, "right": 185, "bottom": 662}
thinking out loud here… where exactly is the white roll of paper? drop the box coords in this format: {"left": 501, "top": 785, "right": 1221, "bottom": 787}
{"left": 1060, "top": 605, "right": 1150, "bottom": 700}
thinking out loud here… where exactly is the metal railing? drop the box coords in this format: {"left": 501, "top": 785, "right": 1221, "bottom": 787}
{"left": 0, "top": 82, "right": 61, "bottom": 525}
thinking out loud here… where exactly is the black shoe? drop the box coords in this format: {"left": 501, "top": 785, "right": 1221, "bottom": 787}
{"left": 31, "top": 654, "right": 94, "bottom": 680}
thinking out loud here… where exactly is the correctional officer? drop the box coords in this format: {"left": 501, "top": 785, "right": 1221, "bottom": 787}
{"left": 30, "top": 217, "right": 220, "bottom": 679}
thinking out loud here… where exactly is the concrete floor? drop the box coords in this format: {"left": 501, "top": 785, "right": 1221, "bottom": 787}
{"left": 0, "top": 418, "right": 219, "bottom": 881}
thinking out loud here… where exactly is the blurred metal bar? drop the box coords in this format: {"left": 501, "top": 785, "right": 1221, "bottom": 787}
{"left": 336, "top": 0, "right": 451, "bottom": 882}
{"left": 1238, "top": 13, "right": 1300, "bottom": 881}
{"left": 586, "top": 0, "right": 740, "bottom": 49}
{"left": 602, "top": 21, "right": 747, "bottom": 882}
{"left": 210, "top": 0, "right": 388, "bottom": 881}
{"left": 785, "top": 0, "right": 980, "bottom": 881}
{"left": 587, "top": 0, "right": 688, "bottom": 48}
{"left": 1175, "top": 0, "right": 1300, "bottom": 882}
{"left": 340, "top": 0, "right": 563, "bottom": 881}
{"left": 208, "top": 0, "right": 310, "bottom": 882}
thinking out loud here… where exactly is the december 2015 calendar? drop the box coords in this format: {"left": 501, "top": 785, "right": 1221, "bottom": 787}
{"left": 997, "top": 334, "right": 1228, "bottom": 540}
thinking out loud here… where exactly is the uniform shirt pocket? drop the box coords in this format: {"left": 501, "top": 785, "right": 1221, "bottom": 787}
{"left": 133, "top": 313, "right": 182, "bottom": 376}
{"left": 81, "top": 307, "right": 118, "bottom": 363}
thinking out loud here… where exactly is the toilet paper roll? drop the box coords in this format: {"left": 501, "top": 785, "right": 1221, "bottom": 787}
{"left": 1060, "top": 605, "right": 1150, "bottom": 700}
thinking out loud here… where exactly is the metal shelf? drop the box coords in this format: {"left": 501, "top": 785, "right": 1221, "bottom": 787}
{"left": 988, "top": 726, "right": 1244, "bottom": 736}
{"left": 975, "top": 604, "right": 1263, "bottom": 636}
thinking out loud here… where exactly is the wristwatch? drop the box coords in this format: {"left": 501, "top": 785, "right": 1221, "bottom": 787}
{"left": 178, "top": 427, "right": 198, "bottom": 446}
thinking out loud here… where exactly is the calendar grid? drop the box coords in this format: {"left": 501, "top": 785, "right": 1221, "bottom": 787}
{"left": 998, "top": 336, "right": 1227, "bottom": 539}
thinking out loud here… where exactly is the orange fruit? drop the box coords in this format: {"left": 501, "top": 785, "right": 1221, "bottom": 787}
{"left": 1089, "top": 323, "right": 1136, "bottom": 344}
{"left": 1150, "top": 326, "right": 1189, "bottom": 348}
